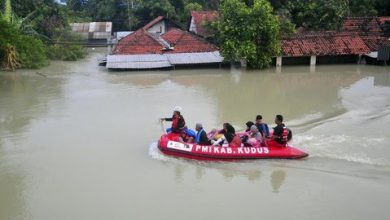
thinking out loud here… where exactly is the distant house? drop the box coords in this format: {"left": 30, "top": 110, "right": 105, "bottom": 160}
{"left": 106, "top": 17, "right": 223, "bottom": 70}
{"left": 143, "top": 16, "right": 181, "bottom": 35}
{"left": 279, "top": 17, "right": 390, "bottom": 66}
{"left": 70, "top": 22, "right": 112, "bottom": 46}
{"left": 189, "top": 11, "right": 219, "bottom": 38}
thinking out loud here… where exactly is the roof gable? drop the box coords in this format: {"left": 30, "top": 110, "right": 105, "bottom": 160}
{"left": 190, "top": 11, "right": 219, "bottom": 37}
{"left": 143, "top": 16, "right": 165, "bottom": 30}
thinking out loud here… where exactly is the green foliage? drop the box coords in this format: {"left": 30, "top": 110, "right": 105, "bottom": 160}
{"left": 3, "top": 0, "right": 11, "bottom": 22}
{"left": 0, "top": 18, "right": 47, "bottom": 69}
{"left": 46, "top": 30, "right": 86, "bottom": 61}
{"left": 0, "top": 18, "right": 18, "bottom": 66}
{"left": 276, "top": 8, "right": 295, "bottom": 35}
{"left": 269, "top": 0, "right": 288, "bottom": 10}
{"left": 32, "top": 4, "right": 69, "bottom": 39}
{"left": 17, "top": 35, "right": 47, "bottom": 68}
{"left": 184, "top": 2, "right": 203, "bottom": 15}
{"left": 134, "top": 0, "right": 177, "bottom": 27}
{"left": 287, "top": 0, "right": 349, "bottom": 30}
{"left": 47, "top": 44, "right": 85, "bottom": 61}
{"left": 87, "top": 0, "right": 131, "bottom": 31}
{"left": 218, "top": 0, "right": 280, "bottom": 69}
{"left": 375, "top": 0, "right": 390, "bottom": 16}
{"left": 349, "top": 0, "right": 377, "bottom": 16}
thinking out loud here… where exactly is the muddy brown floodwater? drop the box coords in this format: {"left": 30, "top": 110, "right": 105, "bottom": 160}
{"left": 1, "top": 51, "right": 390, "bottom": 220}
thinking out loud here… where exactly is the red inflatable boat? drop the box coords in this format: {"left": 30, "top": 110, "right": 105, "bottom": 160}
{"left": 158, "top": 133, "right": 308, "bottom": 161}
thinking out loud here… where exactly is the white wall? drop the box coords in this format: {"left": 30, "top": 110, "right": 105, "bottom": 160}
{"left": 147, "top": 21, "right": 166, "bottom": 34}
{"left": 189, "top": 17, "right": 197, "bottom": 33}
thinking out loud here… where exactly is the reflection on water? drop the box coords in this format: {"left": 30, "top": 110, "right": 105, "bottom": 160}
{"left": 271, "top": 170, "right": 287, "bottom": 193}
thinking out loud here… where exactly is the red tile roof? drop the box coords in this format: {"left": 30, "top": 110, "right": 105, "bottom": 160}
{"left": 342, "top": 17, "right": 382, "bottom": 33}
{"left": 283, "top": 17, "right": 389, "bottom": 56}
{"left": 113, "top": 27, "right": 218, "bottom": 55}
{"left": 162, "top": 28, "right": 218, "bottom": 53}
{"left": 378, "top": 17, "right": 390, "bottom": 26}
{"left": 190, "top": 11, "right": 218, "bottom": 37}
{"left": 113, "top": 29, "right": 165, "bottom": 55}
{"left": 282, "top": 32, "right": 371, "bottom": 56}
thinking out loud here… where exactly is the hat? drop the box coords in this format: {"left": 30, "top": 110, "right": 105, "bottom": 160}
{"left": 173, "top": 106, "right": 182, "bottom": 112}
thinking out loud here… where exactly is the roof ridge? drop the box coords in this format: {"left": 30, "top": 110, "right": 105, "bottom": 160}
{"left": 153, "top": 33, "right": 173, "bottom": 49}
{"left": 143, "top": 16, "right": 165, "bottom": 30}
{"left": 143, "top": 31, "right": 169, "bottom": 48}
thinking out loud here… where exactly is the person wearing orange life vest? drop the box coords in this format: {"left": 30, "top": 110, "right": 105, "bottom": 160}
{"left": 268, "top": 115, "right": 292, "bottom": 147}
{"left": 161, "top": 106, "right": 186, "bottom": 134}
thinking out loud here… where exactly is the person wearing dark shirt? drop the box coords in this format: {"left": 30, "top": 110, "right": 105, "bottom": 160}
{"left": 223, "top": 123, "right": 235, "bottom": 143}
{"left": 179, "top": 126, "right": 196, "bottom": 143}
{"left": 161, "top": 106, "right": 186, "bottom": 133}
{"left": 269, "top": 114, "right": 290, "bottom": 147}
{"left": 223, "top": 123, "right": 241, "bottom": 147}
{"left": 195, "top": 123, "right": 211, "bottom": 145}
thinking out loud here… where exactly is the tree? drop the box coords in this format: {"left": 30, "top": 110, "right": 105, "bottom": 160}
{"left": 184, "top": 2, "right": 203, "bottom": 15}
{"left": 134, "top": 0, "right": 177, "bottom": 27}
{"left": 269, "top": 0, "right": 288, "bottom": 10}
{"left": 218, "top": 0, "right": 281, "bottom": 69}
{"left": 288, "top": 0, "right": 349, "bottom": 30}
{"left": 67, "top": 0, "right": 89, "bottom": 12}
{"left": 87, "top": 0, "right": 133, "bottom": 31}
{"left": 375, "top": 0, "right": 390, "bottom": 16}
{"left": 349, "top": 0, "right": 377, "bottom": 16}
{"left": 0, "top": 1, "right": 47, "bottom": 70}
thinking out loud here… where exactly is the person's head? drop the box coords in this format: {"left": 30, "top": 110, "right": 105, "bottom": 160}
{"left": 195, "top": 123, "right": 203, "bottom": 131}
{"left": 256, "top": 115, "right": 262, "bottom": 123}
{"left": 250, "top": 125, "right": 259, "bottom": 134}
{"left": 173, "top": 106, "right": 182, "bottom": 116}
{"left": 223, "top": 123, "right": 235, "bottom": 134}
{"left": 275, "top": 114, "right": 283, "bottom": 125}
{"left": 246, "top": 121, "right": 254, "bottom": 129}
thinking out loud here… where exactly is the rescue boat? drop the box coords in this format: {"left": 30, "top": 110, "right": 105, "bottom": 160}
{"left": 158, "top": 133, "right": 309, "bottom": 161}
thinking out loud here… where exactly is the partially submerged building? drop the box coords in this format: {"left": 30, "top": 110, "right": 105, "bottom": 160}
{"left": 70, "top": 22, "right": 112, "bottom": 46}
{"left": 279, "top": 17, "right": 390, "bottom": 66}
{"left": 106, "top": 16, "right": 223, "bottom": 70}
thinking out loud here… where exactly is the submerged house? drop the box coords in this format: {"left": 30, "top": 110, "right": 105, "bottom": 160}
{"left": 279, "top": 17, "right": 390, "bottom": 66}
{"left": 70, "top": 22, "right": 112, "bottom": 46}
{"left": 106, "top": 16, "right": 223, "bottom": 70}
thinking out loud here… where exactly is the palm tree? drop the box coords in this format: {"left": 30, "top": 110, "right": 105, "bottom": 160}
{"left": 1, "top": 0, "right": 21, "bottom": 70}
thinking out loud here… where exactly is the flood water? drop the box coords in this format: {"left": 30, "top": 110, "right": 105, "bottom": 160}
{"left": 1, "top": 51, "right": 390, "bottom": 220}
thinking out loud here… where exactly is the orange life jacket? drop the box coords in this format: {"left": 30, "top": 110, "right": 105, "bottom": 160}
{"left": 282, "top": 127, "right": 289, "bottom": 143}
{"left": 229, "top": 135, "right": 242, "bottom": 148}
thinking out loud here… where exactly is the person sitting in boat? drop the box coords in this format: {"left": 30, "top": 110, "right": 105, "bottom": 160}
{"left": 240, "top": 121, "right": 254, "bottom": 144}
{"left": 245, "top": 121, "right": 255, "bottom": 132}
{"left": 223, "top": 123, "right": 242, "bottom": 148}
{"left": 179, "top": 126, "right": 196, "bottom": 143}
{"left": 268, "top": 114, "right": 291, "bottom": 147}
{"left": 161, "top": 106, "right": 186, "bottom": 134}
{"left": 195, "top": 123, "right": 211, "bottom": 145}
{"left": 246, "top": 125, "right": 264, "bottom": 147}
{"left": 255, "top": 115, "right": 270, "bottom": 139}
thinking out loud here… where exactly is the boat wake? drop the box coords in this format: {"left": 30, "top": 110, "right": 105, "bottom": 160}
{"left": 148, "top": 142, "right": 170, "bottom": 161}
{"left": 294, "top": 134, "right": 388, "bottom": 167}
